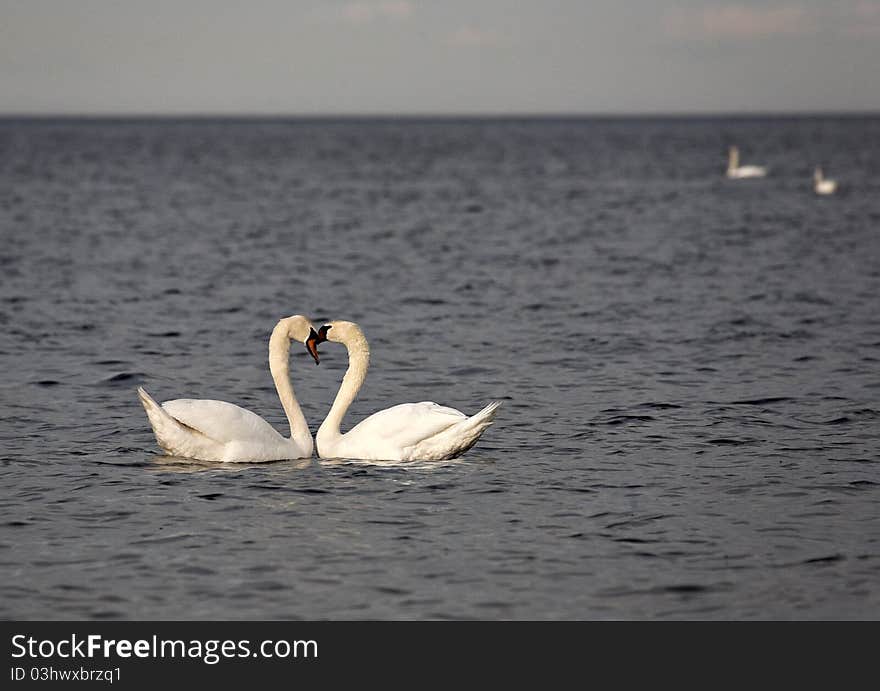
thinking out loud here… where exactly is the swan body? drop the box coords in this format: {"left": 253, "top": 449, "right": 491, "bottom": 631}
{"left": 814, "top": 167, "right": 837, "bottom": 195}
{"left": 315, "top": 321, "right": 500, "bottom": 462}
{"left": 138, "top": 315, "right": 319, "bottom": 462}
{"left": 726, "top": 146, "right": 766, "bottom": 179}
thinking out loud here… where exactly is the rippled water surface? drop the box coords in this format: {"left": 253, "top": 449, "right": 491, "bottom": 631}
{"left": 1, "top": 117, "right": 879, "bottom": 619}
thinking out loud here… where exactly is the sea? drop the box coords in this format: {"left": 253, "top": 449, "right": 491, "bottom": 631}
{"left": 1, "top": 116, "right": 878, "bottom": 619}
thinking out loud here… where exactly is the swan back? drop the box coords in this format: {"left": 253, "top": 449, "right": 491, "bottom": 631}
{"left": 161, "top": 398, "right": 286, "bottom": 445}
{"left": 322, "top": 401, "right": 500, "bottom": 462}
{"left": 344, "top": 402, "right": 466, "bottom": 449}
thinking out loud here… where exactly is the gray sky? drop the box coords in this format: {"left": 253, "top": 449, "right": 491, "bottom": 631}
{"left": 2, "top": 0, "right": 878, "bottom": 115}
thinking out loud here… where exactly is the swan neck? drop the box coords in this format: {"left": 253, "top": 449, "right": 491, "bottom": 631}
{"left": 318, "top": 330, "right": 370, "bottom": 447}
{"left": 269, "top": 326, "right": 311, "bottom": 450}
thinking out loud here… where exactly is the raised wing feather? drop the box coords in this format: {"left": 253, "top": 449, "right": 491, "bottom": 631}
{"left": 345, "top": 402, "right": 466, "bottom": 451}
{"left": 161, "top": 399, "right": 283, "bottom": 445}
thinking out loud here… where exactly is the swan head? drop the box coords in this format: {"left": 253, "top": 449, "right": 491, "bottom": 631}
{"left": 315, "top": 320, "right": 357, "bottom": 343}
{"left": 276, "top": 315, "right": 322, "bottom": 365}
{"left": 315, "top": 320, "right": 369, "bottom": 355}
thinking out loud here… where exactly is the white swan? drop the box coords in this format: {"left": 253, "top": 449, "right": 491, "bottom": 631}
{"left": 138, "top": 315, "right": 321, "bottom": 462}
{"left": 814, "top": 166, "right": 837, "bottom": 195}
{"left": 314, "top": 321, "right": 501, "bottom": 461}
{"left": 726, "top": 146, "right": 767, "bottom": 179}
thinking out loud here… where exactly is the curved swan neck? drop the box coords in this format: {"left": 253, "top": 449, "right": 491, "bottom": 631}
{"left": 317, "top": 325, "right": 370, "bottom": 446}
{"left": 268, "top": 323, "right": 311, "bottom": 448}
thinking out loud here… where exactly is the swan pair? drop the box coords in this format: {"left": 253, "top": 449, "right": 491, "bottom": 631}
{"left": 138, "top": 315, "right": 500, "bottom": 463}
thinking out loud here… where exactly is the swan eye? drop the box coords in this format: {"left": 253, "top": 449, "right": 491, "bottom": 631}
{"left": 318, "top": 325, "right": 332, "bottom": 341}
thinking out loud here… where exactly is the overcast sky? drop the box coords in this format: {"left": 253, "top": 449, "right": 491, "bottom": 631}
{"left": 1, "top": 0, "right": 878, "bottom": 115}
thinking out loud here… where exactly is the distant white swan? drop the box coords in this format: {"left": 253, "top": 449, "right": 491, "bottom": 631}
{"left": 726, "top": 146, "right": 767, "bottom": 179}
{"left": 814, "top": 166, "right": 837, "bottom": 195}
{"left": 314, "top": 321, "right": 501, "bottom": 461}
{"left": 138, "top": 315, "right": 321, "bottom": 462}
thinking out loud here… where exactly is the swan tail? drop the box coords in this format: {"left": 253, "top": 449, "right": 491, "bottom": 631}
{"left": 137, "top": 386, "right": 162, "bottom": 418}
{"left": 467, "top": 400, "right": 502, "bottom": 429}
{"left": 137, "top": 386, "right": 211, "bottom": 457}
{"left": 409, "top": 400, "right": 502, "bottom": 460}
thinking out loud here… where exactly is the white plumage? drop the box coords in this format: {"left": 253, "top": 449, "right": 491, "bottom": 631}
{"left": 814, "top": 166, "right": 837, "bottom": 195}
{"left": 315, "top": 321, "right": 500, "bottom": 462}
{"left": 138, "top": 315, "right": 318, "bottom": 462}
{"left": 726, "top": 145, "right": 767, "bottom": 179}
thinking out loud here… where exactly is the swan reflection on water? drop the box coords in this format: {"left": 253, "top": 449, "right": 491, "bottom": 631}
{"left": 149, "top": 453, "right": 488, "bottom": 473}
{"left": 148, "top": 454, "right": 312, "bottom": 474}
{"left": 318, "top": 455, "right": 474, "bottom": 471}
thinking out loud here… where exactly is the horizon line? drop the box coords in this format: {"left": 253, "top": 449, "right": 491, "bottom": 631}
{"left": 1, "top": 109, "right": 878, "bottom": 121}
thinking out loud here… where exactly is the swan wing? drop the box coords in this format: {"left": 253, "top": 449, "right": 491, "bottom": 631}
{"left": 161, "top": 398, "right": 283, "bottom": 445}
{"left": 408, "top": 400, "right": 502, "bottom": 460}
{"left": 345, "top": 402, "right": 466, "bottom": 450}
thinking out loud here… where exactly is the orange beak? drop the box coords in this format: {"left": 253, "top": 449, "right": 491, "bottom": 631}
{"left": 305, "top": 328, "right": 321, "bottom": 365}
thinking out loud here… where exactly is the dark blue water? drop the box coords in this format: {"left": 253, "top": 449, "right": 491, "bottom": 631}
{"left": 1, "top": 117, "right": 879, "bottom": 619}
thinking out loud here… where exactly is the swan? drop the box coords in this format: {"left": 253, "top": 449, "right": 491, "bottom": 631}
{"left": 726, "top": 146, "right": 767, "bottom": 179}
{"left": 137, "top": 315, "right": 322, "bottom": 462}
{"left": 814, "top": 166, "right": 837, "bottom": 195}
{"left": 314, "top": 321, "right": 501, "bottom": 461}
